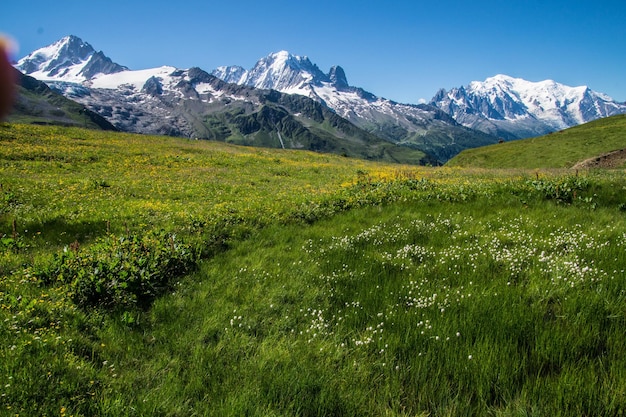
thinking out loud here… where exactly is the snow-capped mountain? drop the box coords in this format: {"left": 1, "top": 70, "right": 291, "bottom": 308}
{"left": 16, "top": 35, "right": 127, "bottom": 82}
{"left": 214, "top": 52, "right": 380, "bottom": 121}
{"left": 14, "top": 36, "right": 432, "bottom": 165}
{"left": 222, "top": 51, "right": 328, "bottom": 95}
{"left": 215, "top": 51, "right": 351, "bottom": 96}
{"left": 212, "top": 51, "right": 500, "bottom": 162}
{"left": 430, "top": 74, "right": 626, "bottom": 139}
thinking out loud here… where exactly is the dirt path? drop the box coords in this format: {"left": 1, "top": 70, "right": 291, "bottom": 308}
{"left": 571, "top": 148, "right": 626, "bottom": 169}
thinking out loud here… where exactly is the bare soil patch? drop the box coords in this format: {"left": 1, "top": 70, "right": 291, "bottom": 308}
{"left": 572, "top": 148, "right": 626, "bottom": 169}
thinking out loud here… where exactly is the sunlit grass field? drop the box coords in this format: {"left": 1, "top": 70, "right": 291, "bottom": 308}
{"left": 1, "top": 123, "right": 626, "bottom": 416}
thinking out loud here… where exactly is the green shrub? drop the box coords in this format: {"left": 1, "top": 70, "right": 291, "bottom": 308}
{"left": 35, "top": 230, "right": 196, "bottom": 309}
{"left": 527, "top": 175, "right": 590, "bottom": 203}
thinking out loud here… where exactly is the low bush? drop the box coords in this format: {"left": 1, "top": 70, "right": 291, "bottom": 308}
{"left": 35, "top": 230, "right": 196, "bottom": 310}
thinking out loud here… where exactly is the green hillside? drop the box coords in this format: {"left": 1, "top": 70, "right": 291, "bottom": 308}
{"left": 446, "top": 114, "right": 626, "bottom": 169}
{"left": 2, "top": 124, "right": 626, "bottom": 416}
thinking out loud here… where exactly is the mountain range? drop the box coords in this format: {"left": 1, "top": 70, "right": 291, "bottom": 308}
{"left": 211, "top": 51, "right": 500, "bottom": 162}
{"left": 14, "top": 35, "right": 626, "bottom": 163}
{"left": 212, "top": 52, "right": 626, "bottom": 143}
{"left": 14, "top": 36, "right": 433, "bottom": 165}
{"left": 430, "top": 75, "right": 626, "bottom": 140}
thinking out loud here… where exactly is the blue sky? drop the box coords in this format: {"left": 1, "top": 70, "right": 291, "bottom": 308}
{"left": 2, "top": 0, "right": 625, "bottom": 103}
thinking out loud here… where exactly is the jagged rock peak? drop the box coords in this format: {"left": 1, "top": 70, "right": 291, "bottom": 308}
{"left": 79, "top": 51, "right": 127, "bottom": 79}
{"left": 142, "top": 76, "right": 163, "bottom": 96}
{"left": 430, "top": 88, "right": 447, "bottom": 103}
{"left": 328, "top": 65, "right": 348, "bottom": 88}
{"left": 186, "top": 67, "right": 216, "bottom": 83}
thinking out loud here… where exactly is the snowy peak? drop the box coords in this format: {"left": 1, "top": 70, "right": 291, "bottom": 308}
{"left": 241, "top": 50, "right": 329, "bottom": 93}
{"left": 255, "top": 50, "right": 320, "bottom": 76}
{"left": 17, "top": 35, "right": 94, "bottom": 76}
{"left": 431, "top": 75, "right": 626, "bottom": 139}
{"left": 16, "top": 35, "right": 127, "bottom": 82}
{"left": 469, "top": 74, "right": 591, "bottom": 110}
{"left": 211, "top": 50, "right": 396, "bottom": 117}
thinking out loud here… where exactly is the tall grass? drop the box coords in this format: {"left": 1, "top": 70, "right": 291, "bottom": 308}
{"left": 91, "top": 196, "right": 626, "bottom": 416}
{"left": 1, "top": 123, "right": 626, "bottom": 415}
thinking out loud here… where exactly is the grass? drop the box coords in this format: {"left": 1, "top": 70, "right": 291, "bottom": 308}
{"left": 446, "top": 114, "right": 626, "bottom": 169}
{"left": 1, "top": 123, "right": 626, "bottom": 416}
{"left": 0, "top": 123, "right": 413, "bottom": 256}
{"left": 94, "top": 195, "right": 626, "bottom": 416}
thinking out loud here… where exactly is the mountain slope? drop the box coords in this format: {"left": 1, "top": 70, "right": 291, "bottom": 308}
{"left": 431, "top": 75, "right": 626, "bottom": 140}
{"left": 7, "top": 67, "right": 117, "bottom": 130}
{"left": 213, "top": 51, "right": 500, "bottom": 163}
{"left": 15, "top": 37, "right": 430, "bottom": 165}
{"left": 446, "top": 114, "right": 626, "bottom": 169}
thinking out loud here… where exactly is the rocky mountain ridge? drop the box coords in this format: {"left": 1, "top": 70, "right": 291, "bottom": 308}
{"left": 16, "top": 36, "right": 500, "bottom": 163}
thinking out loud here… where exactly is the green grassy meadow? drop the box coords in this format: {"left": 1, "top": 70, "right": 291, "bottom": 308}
{"left": 2, "top": 123, "right": 626, "bottom": 416}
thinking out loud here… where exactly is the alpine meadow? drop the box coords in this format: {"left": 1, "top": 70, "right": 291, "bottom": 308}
{"left": 1, "top": 120, "right": 626, "bottom": 416}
